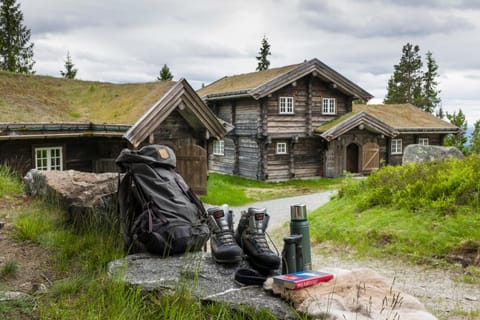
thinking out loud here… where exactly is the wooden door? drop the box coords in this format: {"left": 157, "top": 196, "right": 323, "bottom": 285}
{"left": 362, "top": 142, "right": 380, "bottom": 173}
{"left": 176, "top": 144, "right": 208, "bottom": 195}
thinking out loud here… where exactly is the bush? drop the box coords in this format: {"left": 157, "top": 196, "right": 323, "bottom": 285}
{"left": 339, "top": 155, "right": 480, "bottom": 215}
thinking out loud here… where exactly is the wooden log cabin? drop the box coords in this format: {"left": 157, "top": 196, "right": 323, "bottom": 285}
{"left": 0, "top": 73, "right": 226, "bottom": 194}
{"left": 198, "top": 59, "right": 459, "bottom": 180}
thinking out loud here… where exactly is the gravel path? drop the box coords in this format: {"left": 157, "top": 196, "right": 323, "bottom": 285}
{"left": 209, "top": 191, "right": 480, "bottom": 320}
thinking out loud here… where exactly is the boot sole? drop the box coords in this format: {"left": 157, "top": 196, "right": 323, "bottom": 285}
{"left": 213, "top": 256, "right": 242, "bottom": 264}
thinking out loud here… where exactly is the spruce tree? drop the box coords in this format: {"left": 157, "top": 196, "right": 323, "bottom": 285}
{"left": 157, "top": 64, "right": 173, "bottom": 81}
{"left": 384, "top": 43, "right": 423, "bottom": 106}
{"left": 421, "top": 51, "right": 441, "bottom": 113}
{"left": 256, "top": 35, "right": 271, "bottom": 71}
{"left": 444, "top": 109, "right": 467, "bottom": 153}
{"left": 469, "top": 120, "right": 480, "bottom": 154}
{"left": 0, "top": 0, "right": 35, "bottom": 73}
{"left": 60, "top": 51, "right": 78, "bottom": 79}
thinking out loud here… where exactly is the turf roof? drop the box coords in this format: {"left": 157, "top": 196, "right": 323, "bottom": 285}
{"left": 316, "top": 104, "right": 457, "bottom": 133}
{"left": 197, "top": 64, "right": 299, "bottom": 98}
{"left": 0, "top": 71, "right": 176, "bottom": 125}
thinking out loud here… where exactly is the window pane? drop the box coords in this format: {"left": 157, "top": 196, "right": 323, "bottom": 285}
{"left": 35, "top": 147, "right": 63, "bottom": 170}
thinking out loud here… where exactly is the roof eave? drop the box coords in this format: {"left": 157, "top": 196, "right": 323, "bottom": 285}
{"left": 317, "top": 112, "right": 397, "bottom": 141}
{"left": 251, "top": 59, "right": 373, "bottom": 101}
{"left": 125, "top": 79, "right": 227, "bottom": 148}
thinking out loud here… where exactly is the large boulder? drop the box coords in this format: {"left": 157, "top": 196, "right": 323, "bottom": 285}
{"left": 108, "top": 253, "right": 437, "bottom": 320}
{"left": 265, "top": 268, "right": 438, "bottom": 320}
{"left": 24, "top": 169, "right": 119, "bottom": 216}
{"left": 402, "top": 144, "right": 463, "bottom": 164}
{"left": 108, "top": 252, "right": 296, "bottom": 319}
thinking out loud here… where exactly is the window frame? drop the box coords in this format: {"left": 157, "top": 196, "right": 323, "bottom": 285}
{"left": 212, "top": 140, "right": 225, "bottom": 156}
{"left": 322, "top": 97, "right": 336, "bottom": 115}
{"left": 35, "top": 146, "right": 63, "bottom": 171}
{"left": 279, "top": 96, "right": 294, "bottom": 114}
{"left": 276, "top": 142, "right": 287, "bottom": 155}
{"left": 391, "top": 139, "right": 403, "bottom": 155}
{"left": 418, "top": 138, "right": 429, "bottom": 145}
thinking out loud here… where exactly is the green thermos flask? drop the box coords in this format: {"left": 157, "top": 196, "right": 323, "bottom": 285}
{"left": 290, "top": 204, "right": 312, "bottom": 270}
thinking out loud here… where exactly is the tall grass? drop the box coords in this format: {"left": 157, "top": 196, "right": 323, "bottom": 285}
{"left": 0, "top": 164, "right": 23, "bottom": 197}
{"left": 2, "top": 169, "right": 283, "bottom": 319}
{"left": 310, "top": 156, "right": 480, "bottom": 266}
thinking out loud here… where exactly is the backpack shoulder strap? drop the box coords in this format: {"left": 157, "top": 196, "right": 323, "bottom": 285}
{"left": 171, "top": 168, "right": 207, "bottom": 220}
{"left": 117, "top": 172, "right": 135, "bottom": 247}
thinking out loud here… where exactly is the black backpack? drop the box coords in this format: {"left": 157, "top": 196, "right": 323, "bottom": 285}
{"left": 115, "top": 144, "right": 210, "bottom": 256}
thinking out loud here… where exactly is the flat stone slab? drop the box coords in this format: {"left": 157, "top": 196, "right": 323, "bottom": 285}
{"left": 107, "top": 252, "right": 296, "bottom": 318}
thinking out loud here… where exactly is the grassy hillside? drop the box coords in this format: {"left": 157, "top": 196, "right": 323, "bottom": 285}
{"left": 0, "top": 71, "right": 175, "bottom": 124}
{"left": 309, "top": 156, "right": 480, "bottom": 268}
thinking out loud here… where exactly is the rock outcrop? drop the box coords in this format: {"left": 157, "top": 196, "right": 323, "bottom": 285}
{"left": 23, "top": 169, "right": 118, "bottom": 216}
{"left": 265, "top": 268, "right": 438, "bottom": 320}
{"left": 403, "top": 144, "right": 463, "bottom": 164}
{"left": 108, "top": 252, "right": 296, "bottom": 319}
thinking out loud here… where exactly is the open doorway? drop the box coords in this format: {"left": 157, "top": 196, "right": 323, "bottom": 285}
{"left": 346, "top": 143, "right": 359, "bottom": 173}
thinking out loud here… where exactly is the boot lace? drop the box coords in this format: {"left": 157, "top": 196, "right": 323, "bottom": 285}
{"left": 250, "top": 232, "right": 273, "bottom": 253}
{"left": 216, "top": 230, "right": 235, "bottom": 246}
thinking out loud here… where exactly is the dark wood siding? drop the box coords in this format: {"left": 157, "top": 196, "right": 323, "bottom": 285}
{"left": 208, "top": 137, "right": 235, "bottom": 175}
{"left": 149, "top": 110, "right": 202, "bottom": 149}
{"left": 292, "top": 138, "right": 323, "bottom": 178}
{"left": 266, "top": 139, "right": 290, "bottom": 180}
{"left": 264, "top": 76, "right": 353, "bottom": 136}
{"left": 238, "top": 137, "right": 259, "bottom": 179}
{"left": 311, "top": 77, "right": 349, "bottom": 128}
{"left": 265, "top": 78, "right": 308, "bottom": 136}
{"left": 0, "top": 137, "right": 127, "bottom": 176}
{"left": 235, "top": 99, "right": 260, "bottom": 136}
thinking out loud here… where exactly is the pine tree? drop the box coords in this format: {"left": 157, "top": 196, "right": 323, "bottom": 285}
{"left": 60, "top": 51, "right": 78, "bottom": 79}
{"left": 384, "top": 43, "right": 423, "bottom": 106}
{"left": 469, "top": 120, "right": 480, "bottom": 154}
{"left": 0, "top": 0, "right": 35, "bottom": 73}
{"left": 256, "top": 35, "right": 271, "bottom": 71}
{"left": 157, "top": 64, "right": 173, "bottom": 81}
{"left": 444, "top": 109, "right": 467, "bottom": 153}
{"left": 435, "top": 105, "right": 445, "bottom": 119}
{"left": 421, "top": 51, "right": 441, "bottom": 113}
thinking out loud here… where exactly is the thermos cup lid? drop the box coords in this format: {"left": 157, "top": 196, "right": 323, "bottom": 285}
{"left": 290, "top": 203, "right": 307, "bottom": 220}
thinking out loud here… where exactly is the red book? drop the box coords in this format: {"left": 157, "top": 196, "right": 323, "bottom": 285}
{"left": 273, "top": 271, "right": 334, "bottom": 290}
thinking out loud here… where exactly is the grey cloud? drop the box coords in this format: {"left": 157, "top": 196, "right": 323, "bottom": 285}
{"left": 298, "top": 0, "right": 474, "bottom": 38}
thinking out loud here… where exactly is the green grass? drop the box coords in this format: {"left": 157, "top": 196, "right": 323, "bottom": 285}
{"left": 0, "top": 169, "right": 285, "bottom": 319}
{"left": 0, "top": 164, "right": 23, "bottom": 197}
{"left": 309, "top": 156, "right": 480, "bottom": 268}
{"left": 0, "top": 260, "right": 19, "bottom": 278}
{"left": 201, "top": 172, "right": 341, "bottom": 205}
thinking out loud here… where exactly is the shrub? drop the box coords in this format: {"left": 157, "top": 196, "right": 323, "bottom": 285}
{"left": 339, "top": 155, "right": 480, "bottom": 215}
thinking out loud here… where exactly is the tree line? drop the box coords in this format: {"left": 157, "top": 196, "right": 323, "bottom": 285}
{"left": 0, "top": 0, "right": 478, "bottom": 153}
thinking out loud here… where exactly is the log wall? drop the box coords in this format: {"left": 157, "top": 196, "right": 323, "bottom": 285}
{"left": 0, "top": 137, "right": 127, "bottom": 176}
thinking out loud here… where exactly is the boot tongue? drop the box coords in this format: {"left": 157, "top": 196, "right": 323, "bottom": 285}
{"left": 253, "top": 212, "right": 265, "bottom": 233}
{"left": 213, "top": 209, "right": 230, "bottom": 231}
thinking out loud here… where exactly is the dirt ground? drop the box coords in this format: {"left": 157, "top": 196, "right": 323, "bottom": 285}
{"left": 1, "top": 195, "right": 479, "bottom": 320}
{"left": 0, "top": 196, "right": 57, "bottom": 296}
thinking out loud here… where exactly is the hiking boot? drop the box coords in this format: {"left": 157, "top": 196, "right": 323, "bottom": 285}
{"left": 235, "top": 207, "right": 280, "bottom": 272}
{"left": 207, "top": 205, "right": 242, "bottom": 264}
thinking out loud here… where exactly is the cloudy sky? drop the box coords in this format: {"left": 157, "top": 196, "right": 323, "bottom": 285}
{"left": 19, "top": 0, "right": 480, "bottom": 124}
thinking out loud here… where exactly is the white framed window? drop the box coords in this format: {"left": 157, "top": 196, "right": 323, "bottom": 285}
{"left": 279, "top": 97, "right": 294, "bottom": 114}
{"left": 212, "top": 140, "right": 224, "bottom": 156}
{"left": 418, "top": 138, "right": 429, "bottom": 145}
{"left": 276, "top": 142, "right": 287, "bottom": 154}
{"left": 35, "top": 147, "right": 63, "bottom": 170}
{"left": 391, "top": 139, "right": 402, "bottom": 155}
{"left": 322, "top": 98, "right": 336, "bottom": 115}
